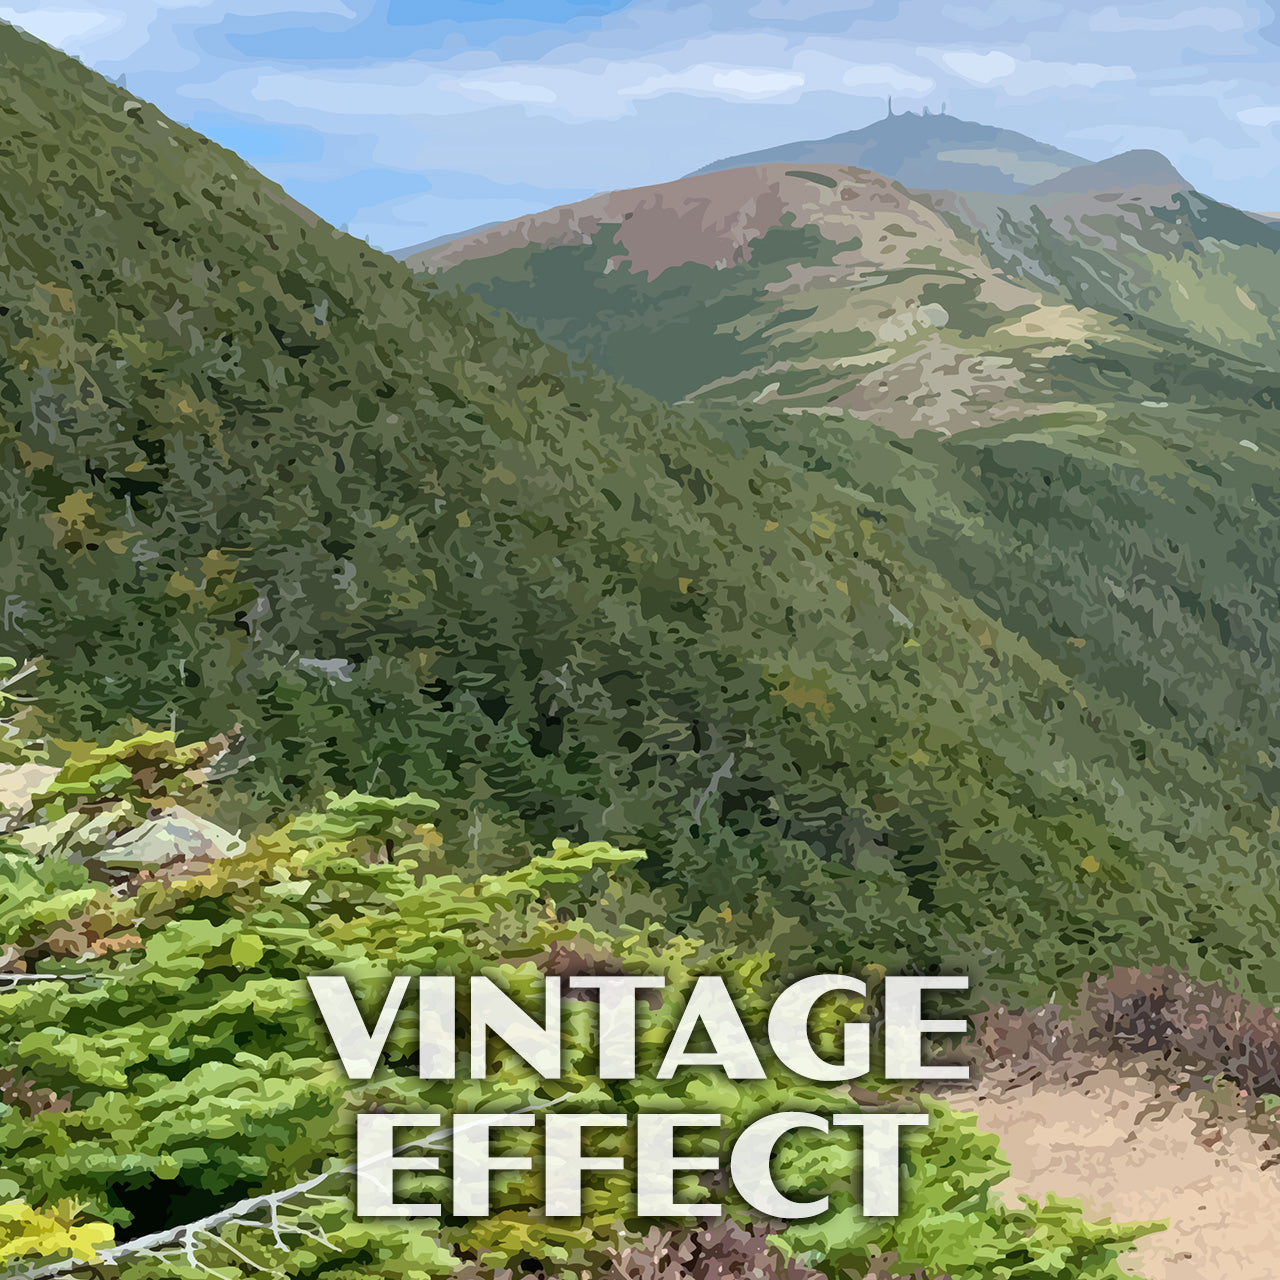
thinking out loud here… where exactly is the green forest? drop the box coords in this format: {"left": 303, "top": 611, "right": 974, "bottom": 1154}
{"left": 3, "top": 17, "right": 1280, "bottom": 1279}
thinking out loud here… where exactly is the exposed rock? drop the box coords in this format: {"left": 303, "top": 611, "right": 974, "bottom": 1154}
{"left": 97, "top": 805, "right": 244, "bottom": 868}
{"left": 0, "top": 762, "right": 59, "bottom": 816}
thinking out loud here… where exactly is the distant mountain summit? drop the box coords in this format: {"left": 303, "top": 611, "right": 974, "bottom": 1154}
{"left": 687, "top": 108, "right": 1087, "bottom": 193}
{"left": 1023, "top": 149, "right": 1188, "bottom": 196}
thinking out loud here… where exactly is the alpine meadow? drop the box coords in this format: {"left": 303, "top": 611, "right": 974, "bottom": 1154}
{"left": 4, "top": 14, "right": 1280, "bottom": 1280}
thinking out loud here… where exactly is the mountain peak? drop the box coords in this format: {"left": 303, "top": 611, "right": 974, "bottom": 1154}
{"left": 1022, "top": 148, "right": 1189, "bottom": 196}
{"left": 687, "top": 110, "right": 1087, "bottom": 193}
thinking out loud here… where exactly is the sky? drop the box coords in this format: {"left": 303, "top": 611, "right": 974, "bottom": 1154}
{"left": 5, "top": 0, "right": 1280, "bottom": 250}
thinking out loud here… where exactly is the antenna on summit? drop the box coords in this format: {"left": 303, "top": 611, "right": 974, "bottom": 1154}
{"left": 886, "top": 95, "right": 894, "bottom": 117}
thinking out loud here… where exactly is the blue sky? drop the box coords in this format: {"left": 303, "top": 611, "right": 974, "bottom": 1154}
{"left": 6, "top": 0, "right": 1280, "bottom": 250}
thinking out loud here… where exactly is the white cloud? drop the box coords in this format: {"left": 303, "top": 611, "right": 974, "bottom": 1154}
{"left": 941, "top": 0, "right": 1060, "bottom": 31}
{"left": 747, "top": 0, "right": 876, "bottom": 19}
{"left": 1089, "top": 5, "right": 1248, "bottom": 33}
{"left": 233, "top": 37, "right": 933, "bottom": 126}
{"left": 1008, "top": 59, "right": 1135, "bottom": 92}
{"left": 0, "top": 6, "right": 124, "bottom": 49}
{"left": 925, "top": 47, "right": 1134, "bottom": 94}
{"left": 0, "top": 0, "right": 355, "bottom": 66}
{"left": 1238, "top": 105, "right": 1280, "bottom": 126}
{"left": 1151, "top": 77, "right": 1254, "bottom": 98}
{"left": 449, "top": 77, "right": 559, "bottom": 106}
{"left": 626, "top": 64, "right": 806, "bottom": 101}
{"left": 840, "top": 63, "right": 933, "bottom": 95}
{"left": 241, "top": 62, "right": 468, "bottom": 120}
{"left": 937, "top": 50, "right": 1017, "bottom": 84}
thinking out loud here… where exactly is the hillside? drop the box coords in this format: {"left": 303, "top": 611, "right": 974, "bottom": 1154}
{"left": 411, "top": 161, "right": 1117, "bottom": 426}
{"left": 4, "top": 17, "right": 1280, "bottom": 997}
{"left": 687, "top": 108, "right": 1088, "bottom": 192}
{"left": 413, "top": 161, "right": 1280, "bottom": 433}
{"left": 926, "top": 183, "right": 1280, "bottom": 366}
{"left": 402, "top": 125, "right": 1280, "bottom": 1022}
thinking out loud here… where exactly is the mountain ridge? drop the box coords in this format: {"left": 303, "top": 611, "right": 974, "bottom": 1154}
{"left": 401, "top": 111, "right": 1257, "bottom": 260}
{"left": 411, "top": 155, "right": 1280, "bottom": 432}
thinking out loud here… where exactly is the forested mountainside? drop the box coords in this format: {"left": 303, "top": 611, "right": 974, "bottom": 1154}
{"left": 2, "top": 20, "right": 1280, "bottom": 1000}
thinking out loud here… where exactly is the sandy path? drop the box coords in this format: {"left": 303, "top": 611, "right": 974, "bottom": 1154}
{"left": 946, "top": 1069, "right": 1280, "bottom": 1278}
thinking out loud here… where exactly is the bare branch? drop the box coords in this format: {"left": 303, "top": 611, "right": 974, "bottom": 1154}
{"left": 12, "top": 1100, "right": 555, "bottom": 1280}
{"left": 691, "top": 753, "right": 735, "bottom": 826}
{"left": 0, "top": 974, "right": 89, "bottom": 991}
{"left": 0, "top": 659, "right": 40, "bottom": 695}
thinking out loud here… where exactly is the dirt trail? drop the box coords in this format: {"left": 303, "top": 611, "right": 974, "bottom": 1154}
{"left": 947, "top": 1069, "right": 1280, "bottom": 1278}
